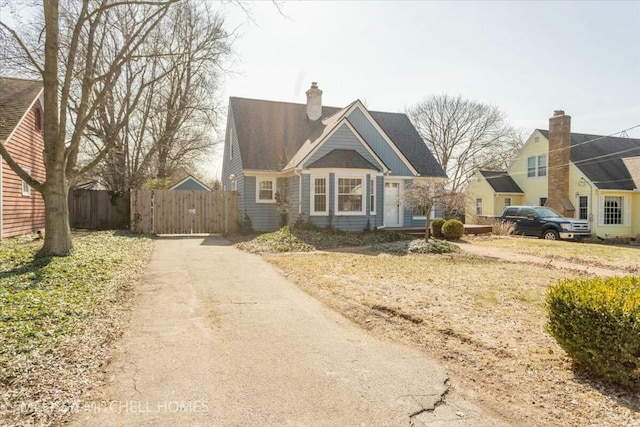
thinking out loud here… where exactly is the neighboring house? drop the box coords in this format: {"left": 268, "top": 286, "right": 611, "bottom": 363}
{"left": 467, "top": 110, "right": 640, "bottom": 239}
{"left": 0, "top": 77, "right": 46, "bottom": 239}
{"left": 221, "top": 82, "right": 446, "bottom": 232}
{"left": 170, "top": 175, "right": 211, "bottom": 191}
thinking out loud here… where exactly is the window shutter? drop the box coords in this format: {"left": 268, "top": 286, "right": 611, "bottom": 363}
{"left": 598, "top": 195, "right": 604, "bottom": 226}
{"left": 625, "top": 196, "right": 631, "bottom": 226}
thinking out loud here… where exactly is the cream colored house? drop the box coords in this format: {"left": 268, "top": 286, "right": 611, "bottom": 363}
{"left": 467, "top": 111, "right": 640, "bottom": 239}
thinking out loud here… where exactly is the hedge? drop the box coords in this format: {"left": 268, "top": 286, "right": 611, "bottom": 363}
{"left": 431, "top": 217, "right": 446, "bottom": 239}
{"left": 442, "top": 219, "right": 464, "bottom": 240}
{"left": 546, "top": 275, "right": 640, "bottom": 390}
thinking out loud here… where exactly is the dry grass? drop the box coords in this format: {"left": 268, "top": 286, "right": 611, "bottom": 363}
{"left": 471, "top": 236, "right": 640, "bottom": 273}
{"left": 267, "top": 251, "right": 640, "bottom": 427}
{"left": 0, "top": 231, "right": 153, "bottom": 427}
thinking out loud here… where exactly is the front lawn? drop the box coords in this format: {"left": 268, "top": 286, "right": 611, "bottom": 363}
{"left": 0, "top": 231, "right": 152, "bottom": 427}
{"left": 266, "top": 251, "right": 639, "bottom": 426}
{"left": 231, "top": 226, "right": 411, "bottom": 253}
{"left": 470, "top": 235, "right": 639, "bottom": 273}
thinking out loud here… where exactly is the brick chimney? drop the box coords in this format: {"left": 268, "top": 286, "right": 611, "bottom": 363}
{"left": 306, "top": 82, "right": 322, "bottom": 121}
{"left": 547, "top": 110, "right": 572, "bottom": 215}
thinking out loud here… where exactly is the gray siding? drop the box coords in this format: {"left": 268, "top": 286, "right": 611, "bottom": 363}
{"left": 243, "top": 176, "right": 281, "bottom": 231}
{"left": 221, "top": 107, "right": 245, "bottom": 218}
{"left": 289, "top": 175, "right": 300, "bottom": 226}
{"left": 347, "top": 108, "right": 413, "bottom": 176}
{"left": 172, "top": 179, "right": 209, "bottom": 191}
{"left": 303, "top": 124, "right": 381, "bottom": 170}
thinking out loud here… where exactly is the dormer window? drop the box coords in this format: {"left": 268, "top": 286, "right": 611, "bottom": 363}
{"left": 34, "top": 108, "right": 42, "bottom": 132}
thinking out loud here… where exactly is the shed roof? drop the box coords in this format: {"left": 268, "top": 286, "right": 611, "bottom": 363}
{"left": 480, "top": 170, "right": 523, "bottom": 193}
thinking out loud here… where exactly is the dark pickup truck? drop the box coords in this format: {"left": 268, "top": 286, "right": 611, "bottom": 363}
{"left": 500, "top": 206, "right": 591, "bottom": 240}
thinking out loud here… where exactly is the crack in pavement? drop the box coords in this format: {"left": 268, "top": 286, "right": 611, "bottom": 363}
{"left": 408, "top": 378, "right": 451, "bottom": 424}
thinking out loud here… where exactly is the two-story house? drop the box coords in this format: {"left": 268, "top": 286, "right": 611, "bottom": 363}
{"left": 467, "top": 110, "right": 640, "bottom": 239}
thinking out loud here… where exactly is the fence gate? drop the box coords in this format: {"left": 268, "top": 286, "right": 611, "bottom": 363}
{"left": 130, "top": 190, "right": 238, "bottom": 234}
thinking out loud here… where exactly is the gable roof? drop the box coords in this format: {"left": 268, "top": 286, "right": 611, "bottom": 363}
{"left": 369, "top": 111, "right": 445, "bottom": 177}
{"left": 0, "top": 77, "right": 43, "bottom": 142}
{"left": 170, "top": 175, "right": 211, "bottom": 191}
{"left": 480, "top": 170, "right": 523, "bottom": 193}
{"left": 307, "top": 149, "right": 380, "bottom": 170}
{"left": 538, "top": 130, "right": 640, "bottom": 190}
{"left": 229, "top": 97, "right": 445, "bottom": 177}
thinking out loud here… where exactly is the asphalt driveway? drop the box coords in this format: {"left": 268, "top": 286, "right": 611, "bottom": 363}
{"left": 69, "top": 236, "right": 502, "bottom": 426}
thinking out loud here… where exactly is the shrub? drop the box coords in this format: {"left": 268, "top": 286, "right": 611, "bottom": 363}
{"left": 431, "top": 217, "right": 446, "bottom": 238}
{"left": 408, "top": 239, "right": 459, "bottom": 254}
{"left": 238, "top": 211, "right": 254, "bottom": 234}
{"left": 442, "top": 219, "right": 464, "bottom": 240}
{"left": 546, "top": 276, "right": 640, "bottom": 391}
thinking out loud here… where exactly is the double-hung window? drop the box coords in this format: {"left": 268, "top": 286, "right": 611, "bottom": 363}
{"left": 527, "top": 155, "right": 547, "bottom": 177}
{"left": 311, "top": 176, "right": 328, "bottom": 215}
{"left": 475, "top": 198, "right": 483, "bottom": 215}
{"left": 337, "top": 177, "right": 363, "bottom": 214}
{"left": 603, "top": 196, "right": 623, "bottom": 225}
{"left": 256, "top": 177, "right": 275, "bottom": 203}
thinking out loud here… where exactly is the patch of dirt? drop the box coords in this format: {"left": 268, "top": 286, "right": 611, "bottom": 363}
{"left": 266, "top": 251, "right": 640, "bottom": 427}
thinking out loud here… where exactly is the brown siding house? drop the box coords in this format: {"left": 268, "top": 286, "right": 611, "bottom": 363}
{"left": 0, "top": 78, "right": 46, "bottom": 238}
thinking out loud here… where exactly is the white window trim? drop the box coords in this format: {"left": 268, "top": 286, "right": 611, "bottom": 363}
{"left": 412, "top": 208, "right": 436, "bottom": 221}
{"left": 527, "top": 155, "right": 548, "bottom": 178}
{"left": 310, "top": 174, "right": 329, "bottom": 216}
{"left": 475, "top": 198, "right": 483, "bottom": 215}
{"left": 576, "top": 194, "right": 589, "bottom": 220}
{"left": 369, "top": 176, "right": 376, "bottom": 215}
{"left": 228, "top": 128, "right": 234, "bottom": 160}
{"left": 335, "top": 174, "right": 366, "bottom": 216}
{"left": 598, "top": 194, "right": 631, "bottom": 227}
{"left": 504, "top": 197, "right": 512, "bottom": 208}
{"left": 255, "top": 176, "right": 276, "bottom": 203}
{"left": 21, "top": 167, "right": 31, "bottom": 197}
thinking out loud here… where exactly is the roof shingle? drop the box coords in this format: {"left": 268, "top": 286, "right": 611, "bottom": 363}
{"left": 538, "top": 129, "right": 640, "bottom": 190}
{"left": 0, "top": 77, "right": 42, "bottom": 142}
{"left": 229, "top": 97, "right": 445, "bottom": 177}
{"left": 307, "top": 149, "right": 380, "bottom": 170}
{"left": 480, "top": 170, "right": 523, "bottom": 193}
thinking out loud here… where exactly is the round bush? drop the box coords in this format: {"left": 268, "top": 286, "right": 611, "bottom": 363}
{"left": 546, "top": 276, "right": 640, "bottom": 391}
{"left": 431, "top": 217, "right": 446, "bottom": 238}
{"left": 442, "top": 219, "right": 464, "bottom": 240}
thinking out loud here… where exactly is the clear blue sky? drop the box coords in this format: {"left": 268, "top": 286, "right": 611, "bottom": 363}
{"left": 220, "top": 0, "right": 639, "bottom": 139}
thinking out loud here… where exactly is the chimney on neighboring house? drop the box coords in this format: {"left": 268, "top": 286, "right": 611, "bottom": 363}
{"left": 306, "top": 82, "right": 322, "bottom": 121}
{"left": 547, "top": 110, "right": 573, "bottom": 216}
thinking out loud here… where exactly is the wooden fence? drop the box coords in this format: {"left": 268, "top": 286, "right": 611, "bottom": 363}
{"left": 130, "top": 189, "right": 238, "bottom": 234}
{"left": 69, "top": 189, "right": 130, "bottom": 230}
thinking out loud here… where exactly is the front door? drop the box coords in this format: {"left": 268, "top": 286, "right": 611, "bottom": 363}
{"left": 384, "top": 182, "right": 401, "bottom": 227}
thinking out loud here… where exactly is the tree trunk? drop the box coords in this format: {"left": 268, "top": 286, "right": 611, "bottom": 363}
{"left": 425, "top": 217, "right": 431, "bottom": 241}
{"left": 39, "top": 170, "right": 73, "bottom": 257}
{"left": 38, "top": 0, "right": 72, "bottom": 257}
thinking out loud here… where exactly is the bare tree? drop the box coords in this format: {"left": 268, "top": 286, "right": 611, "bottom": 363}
{"left": 402, "top": 178, "right": 449, "bottom": 240}
{"left": 0, "top": 0, "right": 178, "bottom": 256}
{"left": 82, "top": 1, "right": 231, "bottom": 191}
{"left": 407, "top": 95, "right": 524, "bottom": 193}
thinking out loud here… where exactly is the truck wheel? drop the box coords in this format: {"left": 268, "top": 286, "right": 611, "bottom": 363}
{"left": 542, "top": 229, "right": 560, "bottom": 240}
